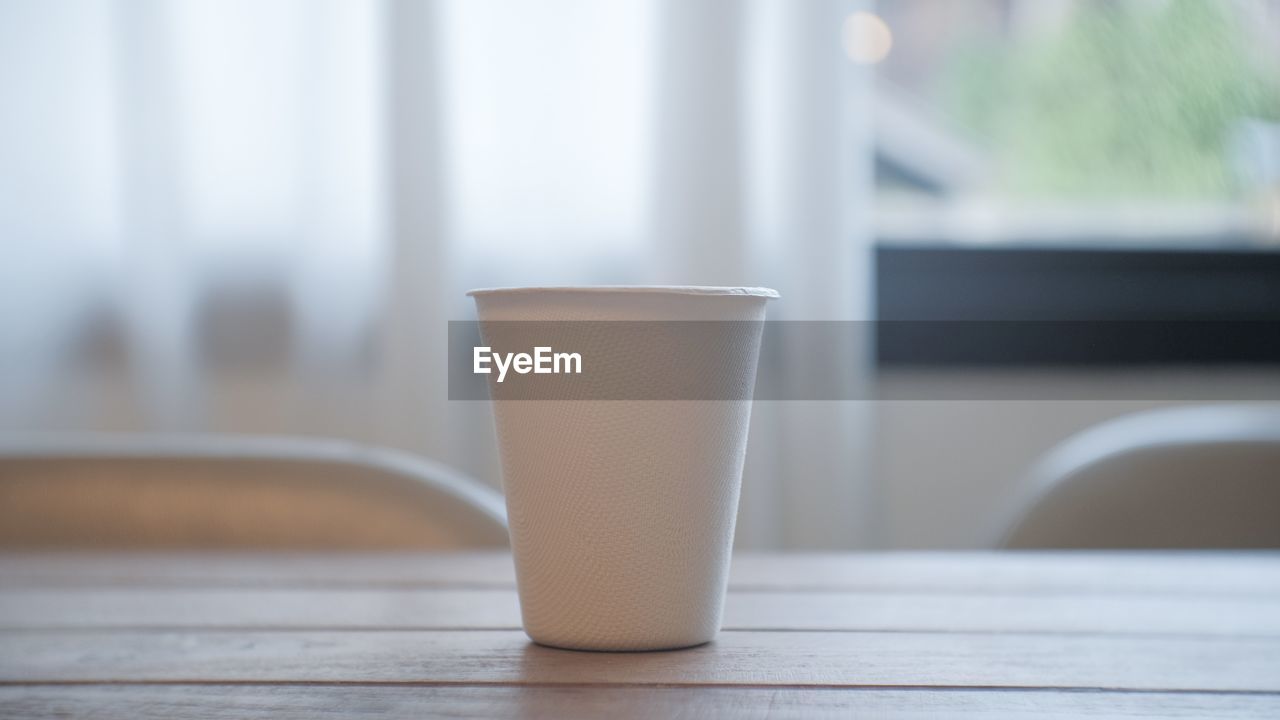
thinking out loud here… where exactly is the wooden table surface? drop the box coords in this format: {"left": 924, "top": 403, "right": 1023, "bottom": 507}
{"left": 2, "top": 551, "right": 1279, "bottom": 718}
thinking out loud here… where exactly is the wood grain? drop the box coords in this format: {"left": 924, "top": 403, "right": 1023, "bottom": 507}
{"left": 0, "top": 552, "right": 516, "bottom": 589}
{"left": 3, "top": 629, "right": 1278, "bottom": 691}
{"left": 3, "top": 552, "right": 1278, "bottom": 595}
{"left": 2, "top": 587, "right": 1278, "bottom": 636}
{"left": 3, "top": 685, "right": 1279, "bottom": 720}
{"left": 5, "top": 551, "right": 1279, "bottom": 718}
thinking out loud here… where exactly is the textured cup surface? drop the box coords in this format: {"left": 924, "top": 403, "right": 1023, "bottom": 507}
{"left": 470, "top": 286, "right": 775, "bottom": 651}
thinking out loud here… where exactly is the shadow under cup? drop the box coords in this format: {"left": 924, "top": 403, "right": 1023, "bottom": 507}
{"left": 469, "top": 286, "right": 777, "bottom": 651}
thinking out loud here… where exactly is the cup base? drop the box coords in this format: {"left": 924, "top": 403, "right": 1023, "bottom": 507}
{"left": 527, "top": 634, "right": 714, "bottom": 653}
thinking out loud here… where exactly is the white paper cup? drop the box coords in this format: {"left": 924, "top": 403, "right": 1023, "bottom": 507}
{"left": 468, "top": 286, "right": 777, "bottom": 651}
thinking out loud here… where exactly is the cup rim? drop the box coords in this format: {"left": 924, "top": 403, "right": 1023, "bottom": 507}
{"left": 466, "top": 285, "right": 779, "bottom": 299}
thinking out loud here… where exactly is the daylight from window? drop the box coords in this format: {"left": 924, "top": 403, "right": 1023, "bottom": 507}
{"left": 872, "top": 0, "right": 1280, "bottom": 246}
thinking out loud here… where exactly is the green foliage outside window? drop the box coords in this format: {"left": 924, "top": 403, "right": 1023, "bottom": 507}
{"left": 942, "top": 0, "right": 1280, "bottom": 198}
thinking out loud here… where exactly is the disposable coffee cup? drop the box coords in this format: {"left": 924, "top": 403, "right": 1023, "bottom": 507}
{"left": 468, "top": 286, "right": 777, "bottom": 651}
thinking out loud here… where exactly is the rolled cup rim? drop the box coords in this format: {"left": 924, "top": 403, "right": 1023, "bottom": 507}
{"left": 466, "top": 285, "right": 779, "bottom": 299}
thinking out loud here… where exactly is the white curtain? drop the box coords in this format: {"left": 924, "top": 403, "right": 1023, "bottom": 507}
{"left": 0, "top": 0, "right": 875, "bottom": 549}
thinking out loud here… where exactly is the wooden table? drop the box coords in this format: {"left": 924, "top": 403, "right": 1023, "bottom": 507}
{"left": 2, "top": 552, "right": 1279, "bottom": 718}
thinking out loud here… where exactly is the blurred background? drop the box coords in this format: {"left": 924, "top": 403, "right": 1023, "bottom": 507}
{"left": 2, "top": 0, "right": 1279, "bottom": 549}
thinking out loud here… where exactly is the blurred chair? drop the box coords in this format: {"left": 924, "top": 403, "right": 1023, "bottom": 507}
{"left": 997, "top": 405, "right": 1280, "bottom": 549}
{"left": 0, "top": 434, "right": 508, "bottom": 549}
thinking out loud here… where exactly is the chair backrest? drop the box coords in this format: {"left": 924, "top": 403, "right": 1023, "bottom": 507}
{"left": 997, "top": 405, "right": 1280, "bottom": 549}
{"left": 0, "top": 434, "right": 508, "bottom": 549}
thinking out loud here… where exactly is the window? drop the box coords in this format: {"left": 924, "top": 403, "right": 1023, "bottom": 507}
{"left": 869, "top": 0, "right": 1280, "bottom": 365}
